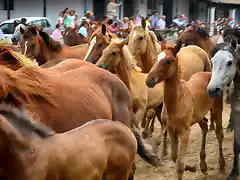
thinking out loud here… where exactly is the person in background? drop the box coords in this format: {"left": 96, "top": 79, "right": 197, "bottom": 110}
{"left": 107, "top": 0, "right": 122, "bottom": 19}
{"left": 69, "top": 10, "right": 76, "bottom": 28}
{"left": 78, "top": 21, "right": 89, "bottom": 42}
{"left": 110, "top": 22, "right": 119, "bottom": 34}
{"left": 149, "top": 11, "right": 159, "bottom": 30}
{"left": 134, "top": 14, "right": 142, "bottom": 25}
{"left": 63, "top": 8, "right": 71, "bottom": 28}
{"left": 74, "top": 14, "right": 79, "bottom": 29}
{"left": 85, "top": 10, "right": 95, "bottom": 24}
{"left": 58, "top": 11, "right": 65, "bottom": 34}
{"left": 146, "top": 16, "right": 151, "bottom": 28}
{"left": 51, "top": 24, "right": 62, "bottom": 42}
{"left": 156, "top": 15, "right": 166, "bottom": 29}
{"left": 103, "top": 16, "right": 109, "bottom": 24}
{"left": 121, "top": 17, "right": 129, "bottom": 30}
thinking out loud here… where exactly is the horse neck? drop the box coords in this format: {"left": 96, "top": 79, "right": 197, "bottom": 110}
{"left": 141, "top": 37, "right": 158, "bottom": 73}
{"left": 37, "top": 38, "right": 53, "bottom": 65}
{"left": 200, "top": 39, "right": 214, "bottom": 57}
{"left": 163, "top": 60, "right": 184, "bottom": 114}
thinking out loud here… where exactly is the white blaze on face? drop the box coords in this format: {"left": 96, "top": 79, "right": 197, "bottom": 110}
{"left": 24, "top": 41, "right": 29, "bottom": 56}
{"left": 84, "top": 36, "right": 97, "bottom": 61}
{"left": 157, "top": 51, "right": 166, "bottom": 62}
{"left": 133, "top": 31, "right": 137, "bottom": 38}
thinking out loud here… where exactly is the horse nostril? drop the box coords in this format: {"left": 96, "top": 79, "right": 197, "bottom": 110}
{"left": 215, "top": 88, "right": 221, "bottom": 92}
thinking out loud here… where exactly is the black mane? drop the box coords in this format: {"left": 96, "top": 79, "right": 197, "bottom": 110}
{"left": 0, "top": 104, "right": 54, "bottom": 138}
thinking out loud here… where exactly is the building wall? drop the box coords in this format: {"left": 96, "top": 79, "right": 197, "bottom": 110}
{"left": 0, "top": 0, "right": 93, "bottom": 25}
{"left": 197, "top": 1, "right": 208, "bottom": 22}
{"left": 176, "top": 0, "right": 189, "bottom": 18}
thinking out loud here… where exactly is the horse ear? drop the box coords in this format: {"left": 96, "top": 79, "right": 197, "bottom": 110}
{"left": 118, "top": 39, "right": 128, "bottom": 48}
{"left": 141, "top": 16, "right": 146, "bottom": 30}
{"left": 102, "top": 24, "right": 107, "bottom": 35}
{"left": 172, "top": 40, "right": 182, "bottom": 56}
{"left": 20, "top": 27, "right": 25, "bottom": 34}
{"left": 230, "top": 39, "right": 237, "bottom": 50}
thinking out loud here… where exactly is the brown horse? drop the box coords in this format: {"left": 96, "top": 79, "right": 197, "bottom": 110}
{"left": 95, "top": 39, "right": 164, "bottom": 142}
{"left": 127, "top": 18, "right": 161, "bottom": 73}
{"left": 146, "top": 42, "right": 224, "bottom": 179}
{"left": 84, "top": 24, "right": 118, "bottom": 64}
{"left": 0, "top": 60, "right": 160, "bottom": 169}
{"left": 178, "top": 25, "right": 220, "bottom": 57}
{"left": 63, "top": 27, "right": 88, "bottom": 46}
{"left": 0, "top": 104, "right": 138, "bottom": 180}
{"left": 19, "top": 26, "right": 88, "bottom": 65}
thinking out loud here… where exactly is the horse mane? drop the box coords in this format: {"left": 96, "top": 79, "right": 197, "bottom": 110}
{"left": 148, "top": 31, "right": 161, "bottom": 53}
{"left": 0, "top": 45, "right": 39, "bottom": 67}
{"left": 211, "top": 42, "right": 238, "bottom": 59}
{"left": 0, "top": 103, "right": 54, "bottom": 138}
{"left": 0, "top": 66, "right": 57, "bottom": 107}
{"left": 193, "top": 25, "right": 209, "bottom": 38}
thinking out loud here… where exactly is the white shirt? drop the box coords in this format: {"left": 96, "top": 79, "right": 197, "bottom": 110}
{"left": 107, "top": 2, "right": 117, "bottom": 16}
{"left": 156, "top": 19, "right": 166, "bottom": 29}
{"left": 70, "top": 15, "right": 75, "bottom": 26}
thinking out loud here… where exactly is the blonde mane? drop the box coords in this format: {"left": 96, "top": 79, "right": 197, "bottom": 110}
{"left": 0, "top": 45, "right": 39, "bottom": 68}
{"left": 0, "top": 66, "right": 57, "bottom": 107}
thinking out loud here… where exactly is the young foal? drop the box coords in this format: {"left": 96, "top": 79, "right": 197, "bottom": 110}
{"left": 0, "top": 104, "right": 137, "bottom": 180}
{"left": 19, "top": 26, "right": 88, "bottom": 65}
{"left": 146, "top": 42, "right": 224, "bottom": 179}
{"left": 207, "top": 41, "right": 240, "bottom": 179}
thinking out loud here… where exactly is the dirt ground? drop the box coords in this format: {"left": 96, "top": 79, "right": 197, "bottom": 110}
{"left": 135, "top": 103, "right": 237, "bottom": 180}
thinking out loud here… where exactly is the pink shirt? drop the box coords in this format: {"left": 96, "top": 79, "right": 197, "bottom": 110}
{"left": 51, "top": 28, "right": 62, "bottom": 41}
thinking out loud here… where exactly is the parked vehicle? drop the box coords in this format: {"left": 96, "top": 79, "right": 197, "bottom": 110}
{"left": 0, "top": 17, "right": 54, "bottom": 44}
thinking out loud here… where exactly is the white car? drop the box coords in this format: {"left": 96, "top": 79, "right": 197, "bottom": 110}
{"left": 0, "top": 17, "right": 54, "bottom": 44}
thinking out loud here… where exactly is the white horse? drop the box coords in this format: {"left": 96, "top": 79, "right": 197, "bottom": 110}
{"left": 207, "top": 40, "right": 240, "bottom": 179}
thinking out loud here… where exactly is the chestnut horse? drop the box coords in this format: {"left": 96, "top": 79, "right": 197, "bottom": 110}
{"left": 146, "top": 42, "right": 224, "bottom": 179}
{"left": 84, "top": 24, "right": 118, "bottom": 64}
{"left": 0, "top": 104, "right": 138, "bottom": 180}
{"left": 0, "top": 60, "right": 160, "bottom": 171}
{"left": 19, "top": 26, "right": 88, "bottom": 65}
{"left": 127, "top": 18, "right": 161, "bottom": 73}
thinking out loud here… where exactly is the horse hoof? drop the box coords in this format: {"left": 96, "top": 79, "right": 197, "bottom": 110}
{"left": 142, "top": 131, "right": 148, "bottom": 139}
{"left": 185, "top": 165, "right": 197, "bottom": 172}
{"left": 200, "top": 161, "right": 208, "bottom": 172}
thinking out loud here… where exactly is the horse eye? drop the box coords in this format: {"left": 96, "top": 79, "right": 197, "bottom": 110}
{"left": 32, "top": 44, "right": 36, "bottom": 49}
{"left": 227, "top": 61, "right": 232, "bottom": 66}
{"left": 166, "top": 60, "right": 172, "bottom": 64}
{"left": 140, "top": 36, "right": 144, "bottom": 40}
{"left": 97, "top": 44, "right": 103, "bottom": 48}
{"left": 111, "top": 52, "right": 116, "bottom": 56}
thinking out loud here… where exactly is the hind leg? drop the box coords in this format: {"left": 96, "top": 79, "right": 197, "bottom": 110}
{"left": 128, "top": 163, "right": 136, "bottom": 180}
{"left": 198, "top": 119, "right": 208, "bottom": 172}
{"left": 209, "top": 108, "right": 215, "bottom": 130}
{"left": 142, "top": 109, "right": 155, "bottom": 139}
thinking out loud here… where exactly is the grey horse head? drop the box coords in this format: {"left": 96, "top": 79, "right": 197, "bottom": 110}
{"left": 207, "top": 41, "right": 239, "bottom": 98}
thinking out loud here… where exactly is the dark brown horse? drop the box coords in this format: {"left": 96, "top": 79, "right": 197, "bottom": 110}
{"left": 63, "top": 27, "right": 88, "bottom": 46}
{"left": 0, "top": 104, "right": 138, "bottom": 180}
{"left": 19, "top": 26, "right": 88, "bottom": 65}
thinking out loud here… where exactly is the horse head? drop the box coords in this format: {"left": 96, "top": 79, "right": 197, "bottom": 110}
{"left": 84, "top": 24, "right": 116, "bottom": 64}
{"left": 146, "top": 40, "right": 182, "bottom": 88}
{"left": 208, "top": 40, "right": 239, "bottom": 98}
{"left": 63, "top": 27, "right": 79, "bottom": 46}
{"left": 179, "top": 24, "right": 209, "bottom": 47}
{"left": 19, "top": 26, "right": 62, "bottom": 60}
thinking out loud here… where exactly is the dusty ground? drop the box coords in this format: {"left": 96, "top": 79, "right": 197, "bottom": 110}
{"left": 135, "top": 103, "right": 237, "bottom": 180}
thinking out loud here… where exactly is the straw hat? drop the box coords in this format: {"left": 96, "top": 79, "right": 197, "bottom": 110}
{"left": 81, "top": 17, "right": 87, "bottom": 21}
{"left": 85, "top": 10, "right": 92, "bottom": 16}
{"left": 123, "top": 17, "right": 129, "bottom": 22}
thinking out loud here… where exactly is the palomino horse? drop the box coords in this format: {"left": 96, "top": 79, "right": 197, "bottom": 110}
{"left": 0, "top": 60, "right": 160, "bottom": 171}
{"left": 127, "top": 18, "right": 161, "bottom": 73}
{"left": 95, "top": 39, "right": 164, "bottom": 141}
{"left": 207, "top": 41, "right": 240, "bottom": 179}
{"left": 146, "top": 41, "right": 224, "bottom": 180}
{"left": 19, "top": 26, "right": 88, "bottom": 65}
{"left": 0, "top": 104, "right": 138, "bottom": 180}
{"left": 84, "top": 24, "right": 118, "bottom": 64}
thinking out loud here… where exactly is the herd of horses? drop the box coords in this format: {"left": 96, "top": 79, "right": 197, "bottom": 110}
{"left": 0, "top": 17, "right": 239, "bottom": 180}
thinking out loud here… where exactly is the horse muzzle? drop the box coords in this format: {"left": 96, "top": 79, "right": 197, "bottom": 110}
{"left": 146, "top": 77, "right": 157, "bottom": 88}
{"left": 207, "top": 87, "right": 222, "bottom": 99}
{"left": 97, "top": 64, "right": 108, "bottom": 69}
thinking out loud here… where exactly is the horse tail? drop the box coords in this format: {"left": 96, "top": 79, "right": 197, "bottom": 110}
{"left": 131, "top": 128, "right": 161, "bottom": 166}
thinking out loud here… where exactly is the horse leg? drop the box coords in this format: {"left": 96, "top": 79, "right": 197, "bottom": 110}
{"left": 212, "top": 97, "right": 225, "bottom": 171}
{"left": 209, "top": 109, "right": 215, "bottom": 130}
{"left": 142, "top": 109, "right": 155, "bottom": 139}
{"left": 168, "top": 129, "right": 178, "bottom": 163}
{"left": 141, "top": 112, "right": 147, "bottom": 128}
{"left": 228, "top": 111, "right": 240, "bottom": 179}
{"left": 135, "top": 106, "right": 146, "bottom": 128}
{"left": 226, "top": 116, "right": 234, "bottom": 133}
{"left": 149, "top": 116, "right": 156, "bottom": 135}
{"left": 198, "top": 119, "right": 208, "bottom": 172}
{"left": 128, "top": 163, "right": 136, "bottom": 180}
{"left": 176, "top": 129, "right": 191, "bottom": 180}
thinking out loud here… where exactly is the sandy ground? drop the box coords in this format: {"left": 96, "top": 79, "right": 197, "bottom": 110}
{"left": 135, "top": 103, "right": 237, "bottom": 180}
